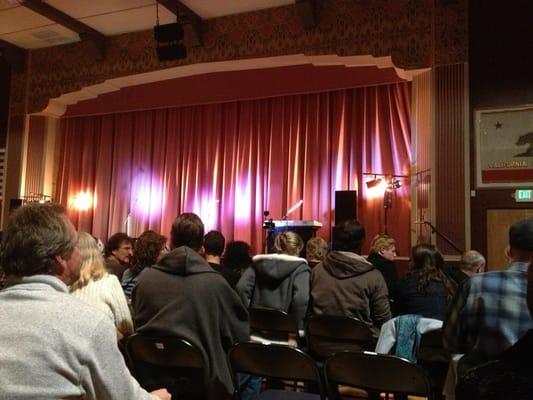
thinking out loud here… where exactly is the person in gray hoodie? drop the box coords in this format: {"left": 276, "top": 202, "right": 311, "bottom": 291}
{"left": 310, "top": 219, "right": 391, "bottom": 337}
{"left": 237, "top": 231, "right": 311, "bottom": 331}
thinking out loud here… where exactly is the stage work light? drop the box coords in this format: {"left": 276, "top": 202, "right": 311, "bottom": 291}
{"left": 366, "top": 177, "right": 383, "bottom": 189}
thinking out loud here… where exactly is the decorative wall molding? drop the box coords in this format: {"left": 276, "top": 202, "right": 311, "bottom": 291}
{"left": 40, "top": 54, "right": 427, "bottom": 117}
{"left": 19, "top": 0, "right": 466, "bottom": 114}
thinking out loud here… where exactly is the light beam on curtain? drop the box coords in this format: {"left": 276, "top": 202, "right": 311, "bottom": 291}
{"left": 56, "top": 82, "right": 412, "bottom": 255}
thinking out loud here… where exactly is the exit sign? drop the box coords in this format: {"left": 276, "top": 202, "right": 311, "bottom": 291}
{"left": 515, "top": 189, "right": 533, "bottom": 202}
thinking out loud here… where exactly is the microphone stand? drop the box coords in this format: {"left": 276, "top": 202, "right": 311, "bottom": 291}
{"left": 420, "top": 221, "right": 463, "bottom": 254}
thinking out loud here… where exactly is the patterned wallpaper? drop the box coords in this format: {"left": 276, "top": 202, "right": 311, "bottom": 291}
{"left": 12, "top": 0, "right": 467, "bottom": 114}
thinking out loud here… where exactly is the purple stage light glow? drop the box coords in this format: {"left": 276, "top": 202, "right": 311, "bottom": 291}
{"left": 130, "top": 173, "right": 164, "bottom": 219}
{"left": 195, "top": 196, "right": 220, "bottom": 232}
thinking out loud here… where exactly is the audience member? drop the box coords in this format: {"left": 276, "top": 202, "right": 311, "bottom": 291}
{"left": 133, "top": 213, "right": 249, "bottom": 400}
{"left": 444, "top": 218, "right": 533, "bottom": 376}
{"left": 205, "top": 230, "right": 240, "bottom": 288}
{"left": 104, "top": 232, "right": 133, "bottom": 280}
{"left": 445, "top": 250, "right": 486, "bottom": 285}
{"left": 0, "top": 203, "right": 169, "bottom": 399}
{"left": 305, "top": 236, "right": 329, "bottom": 268}
{"left": 456, "top": 254, "right": 533, "bottom": 400}
{"left": 395, "top": 244, "right": 457, "bottom": 320}
{"left": 237, "top": 231, "right": 311, "bottom": 331}
{"left": 223, "top": 240, "right": 253, "bottom": 274}
{"left": 310, "top": 219, "right": 391, "bottom": 337}
{"left": 70, "top": 232, "right": 134, "bottom": 340}
{"left": 122, "top": 230, "right": 167, "bottom": 301}
{"left": 367, "top": 234, "right": 399, "bottom": 306}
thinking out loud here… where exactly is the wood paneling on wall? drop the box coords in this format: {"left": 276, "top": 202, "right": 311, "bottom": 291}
{"left": 411, "top": 70, "right": 433, "bottom": 245}
{"left": 23, "top": 116, "right": 46, "bottom": 197}
{"left": 435, "top": 63, "right": 467, "bottom": 254}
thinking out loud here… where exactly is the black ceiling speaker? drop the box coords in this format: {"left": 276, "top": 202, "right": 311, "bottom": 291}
{"left": 156, "top": 43, "right": 187, "bottom": 62}
{"left": 154, "top": 22, "right": 184, "bottom": 43}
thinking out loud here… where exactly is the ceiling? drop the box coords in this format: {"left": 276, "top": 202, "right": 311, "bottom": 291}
{"left": 0, "top": 0, "right": 294, "bottom": 49}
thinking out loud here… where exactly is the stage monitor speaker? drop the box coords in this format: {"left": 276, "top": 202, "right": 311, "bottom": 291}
{"left": 335, "top": 190, "right": 357, "bottom": 225}
{"left": 9, "top": 198, "right": 23, "bottom": 213}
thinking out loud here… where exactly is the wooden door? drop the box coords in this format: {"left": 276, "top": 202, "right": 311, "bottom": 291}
{"left": 486, "top": 209, "right": 533, "bottom": 271}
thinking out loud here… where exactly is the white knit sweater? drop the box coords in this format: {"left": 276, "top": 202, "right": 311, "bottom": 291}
{"left": 71, "top": 274, "right": 134, "bottom": 339}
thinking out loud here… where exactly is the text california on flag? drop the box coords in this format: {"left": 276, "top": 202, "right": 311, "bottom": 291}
{"left": 479, "top": 107, "right": 533, "bottom": 183}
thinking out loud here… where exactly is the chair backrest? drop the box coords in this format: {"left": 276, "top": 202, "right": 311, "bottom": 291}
{"left": 324, "top": 351, "right": 432, "bottom": 399}
{"left": 416, "top": 328, "right": 450, "bottom": 399}
{"left": 228, "top": 342, "right": 325, "bottom": 399}
{"left": 249, "top": 306, "right": 299, "bottom": 340}
{"left": 417, "top": 328, "right": 450, "bottom": 363}
{"left": 126, "top": 333, "right": 205, "bottom": 399}
{"left": 306, "top": 315, "right": 375, "bottom": 359}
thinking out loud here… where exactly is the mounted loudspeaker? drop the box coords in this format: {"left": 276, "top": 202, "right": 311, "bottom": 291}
{"left": 154, "top": 23, "right": 184, "bottom": 43}
{"left": 334, "top": 190, "right": 358, "bottom": 225}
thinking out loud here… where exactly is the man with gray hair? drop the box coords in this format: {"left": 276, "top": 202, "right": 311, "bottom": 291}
{"left": 445, "top": 250, "right": 486, "bottom": 285}
{"left": 0, "top": 203, "right": 169, "bottom": 400}
{"left": 444, "top": 218, "right": 533, "bottom": 376}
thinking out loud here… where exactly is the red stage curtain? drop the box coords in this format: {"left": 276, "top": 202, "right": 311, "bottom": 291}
{"left": 56, "top": 82, "right": 411, "bottom": 255}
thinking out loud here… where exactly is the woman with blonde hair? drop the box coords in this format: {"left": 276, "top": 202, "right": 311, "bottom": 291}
{"left": 236, "top": 231, "right": 310, "bottom": 331}
{"left": 306, "top": 236, "right": 328, "bottom": 268}
{"left": 70, "top": 232, "right": 133, "bottom": 339}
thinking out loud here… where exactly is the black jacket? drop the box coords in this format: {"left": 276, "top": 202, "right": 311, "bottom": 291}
{"left": 396, "top": 271, "right": 451, "bottom": 320}
{"left": 367, "top": 252, "right": 399, "bottom": 302}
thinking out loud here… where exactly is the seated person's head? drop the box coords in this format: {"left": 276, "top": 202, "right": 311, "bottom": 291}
{"left": 133, "top": 230, "right": 167, "bottom": 271}
{"left": 204, "top": 231, "right": 225, "bottom": 257}
{"left": 410, "top": 244, "right": 456, "bottom": 295}
{"left": 306, "top": 237, "right": 328, "bottom": 263}
{"left": 223, "top": 241, "right": 252, "bottom": 270}
{"left": 71, "top": 232, "right": 107, "bottom": 290}
{"left": 460, "top": 250, "right": 486, "bottom": 275}
{"left": 171, "top": 212, "right": 204, "bottom": 252}
{"left": 332, "top": 219, "right": 365, "bottom": 253}
{"left": 509, "top": 218, "right": 533, "bottom": 262}
{"left": 369, "top": 234, "right": 397, "bottom": 261}
{"left": 104, "top": 232, "right": 133, "bottom": 265}
{"left": 274, "top": 231, "right": 303, "bottom": 257}
{"left": 1, "top": 203, "right": 80, "bottom": 285}
{"left": 411, "top": 244, "right": 443, "bottom": 272}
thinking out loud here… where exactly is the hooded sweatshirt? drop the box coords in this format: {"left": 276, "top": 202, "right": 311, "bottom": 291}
{"left": 133, "top": 246, "right": 249, "bottom": 400}
{"left": 310, "top": 251, "right": 391, "bottom": 337}
{"left": 237, "top": 253, "right": 311, "bottom": 329}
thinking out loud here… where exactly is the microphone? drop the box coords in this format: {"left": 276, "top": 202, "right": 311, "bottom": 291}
{"left": 282, "top": 199, "right": 304, "bottom": 220}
